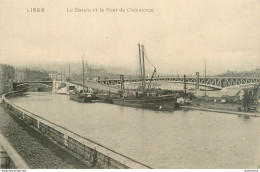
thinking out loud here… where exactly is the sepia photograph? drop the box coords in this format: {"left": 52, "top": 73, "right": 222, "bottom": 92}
{"left": 0, "top": 0, "right": 260, "bottom": 170}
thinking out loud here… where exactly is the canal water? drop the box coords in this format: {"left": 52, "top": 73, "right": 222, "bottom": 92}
{"left": 10, "top": 92, "right": 260, "bottom": 169}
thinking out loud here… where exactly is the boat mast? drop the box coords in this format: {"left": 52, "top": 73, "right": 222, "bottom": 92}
{"left": 69, "top": 61, "right": 70, "bottom": 79}
{"left": 138, "top": 44, "right": 143, "bottom": 89}
{"left": 60, "top": 66, "right": 62, "bottom": 81}
{"left": 63, "top": 67, "right": 65, "bottom": 81}
{"left": 184, "top": 74, "right": 187, "bottom": 98}
{"left": 82, "top": 54, "right": 85, "bottom": 91}
{"left": 204, "top": 60, "right": 206, "bottom": 97}
{"left": 142, "top": 45, "right": 146, "bottom": 92}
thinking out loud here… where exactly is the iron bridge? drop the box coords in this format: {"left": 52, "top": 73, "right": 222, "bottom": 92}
{"left": 97, "top": 76, "right": 260, "bottom": 90}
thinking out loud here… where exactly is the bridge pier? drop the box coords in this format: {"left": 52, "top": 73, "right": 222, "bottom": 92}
{"left": 222, "top": 79, "right": 227, "bottom": 88}
{"left": 195, "top": 72, "right": 199, "bottom": 90}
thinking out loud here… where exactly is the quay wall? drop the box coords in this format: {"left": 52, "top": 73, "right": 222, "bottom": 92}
{"left": 2, "top": 92, "right": 151, "bottom": 169}
{"left": 181, "top": 106, "right": 260, "bottom": 117}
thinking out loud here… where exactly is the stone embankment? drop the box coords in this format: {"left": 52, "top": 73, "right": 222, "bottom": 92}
{"left": 0, "top": 92, "right": 151, "bottom": 169}
{"left": 0, "top": 104, "right": 90, "bottom": 169}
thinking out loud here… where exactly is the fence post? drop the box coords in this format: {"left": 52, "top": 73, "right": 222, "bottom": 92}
{"left": 107, "top": 153, "right": 110, "bottom": 168}
{"left": 92, "top": 147, "right": 97, "bottom": 167}
{"left": 37, "top": 120, "right": 40, "bottom": 129}
{"left": 64, "top": 133, "right": 68, "bottom": 146}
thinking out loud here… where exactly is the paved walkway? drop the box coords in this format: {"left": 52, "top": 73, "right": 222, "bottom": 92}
{"left": 0, "top": 104, "right": 90, "bottom": 169}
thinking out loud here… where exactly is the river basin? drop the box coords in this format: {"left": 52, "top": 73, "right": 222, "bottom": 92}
{"left": 10, "top": 92, "right": 260, "bottom": 169}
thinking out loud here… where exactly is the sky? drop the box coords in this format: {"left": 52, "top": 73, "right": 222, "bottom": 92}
{"left": 0, "top": 0, "right": 259, "bottom": 75}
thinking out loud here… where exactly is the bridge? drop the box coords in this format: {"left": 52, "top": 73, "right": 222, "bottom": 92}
{"left": 97, "top": 76, "right": 260, "bottom": 90}
{"left": 13, "top": 81, "right": 53, "bottom": 87}
{"left": 14, "top": 80, "right": 120, "bottom": 93}
{"left": 13, "top": 81, "right": 53, "bottom": 92}
{"left": 14, "top": 76, "right": 260, "bottom": 92}
{"left": 62, "top": 80, "right": 119, "bottom": 93}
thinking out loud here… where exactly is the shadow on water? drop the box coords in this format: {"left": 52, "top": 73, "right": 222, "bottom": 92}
{"left": 237, "top": 114, "right": 251, "bottom": 121}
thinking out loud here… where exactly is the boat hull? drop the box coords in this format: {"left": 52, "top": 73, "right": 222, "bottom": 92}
{"left": 69, "top": 93, "right": 97, "bottom": 103}
{"left": 107, "top": 94, "right": 179, "bottom": 111}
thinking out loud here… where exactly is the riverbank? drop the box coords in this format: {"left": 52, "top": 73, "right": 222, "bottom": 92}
{"left": 2, "top": 92, "right": 151, "bottom": 169}
{"left": 6, "top": 91, "right": 260, "bottom": 168}
{"left": 182, "top": 100, "right": 260, "bottom": 117}
{"left": 0, "top": 104, "right": 91, "bottom": 169}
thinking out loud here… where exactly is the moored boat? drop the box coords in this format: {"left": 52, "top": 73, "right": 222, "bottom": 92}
{"left": 68, "top": 54, "right": 98, "bottom": 103}
{"left": 107, "top": 93, "right": 180, "bottom": 111}
{"left": 106, "top": 44, "right": 182, "bottom": 111}
{"left": 69, "top": 90, "right": 97, "bottom": 103}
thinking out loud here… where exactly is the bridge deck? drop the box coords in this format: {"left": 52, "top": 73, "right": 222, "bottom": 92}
{"left": 66, "top": 80, "right": 119, "bottom": 93}
{"left": 15, "top": 76, "right": 260, "bottom": 91}
{"left": 97, "top": 76, "right": 260, "bottom": 89}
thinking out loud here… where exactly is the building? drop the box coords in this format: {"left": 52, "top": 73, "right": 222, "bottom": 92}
{"left": 48, "top": 73, "right": 67, "bottom": 81}
{"left": 15, "top": 68, "right": 29, "bottom": 81}
{"left": 26, "top": 70, "right": 49, "bottom": 81}
{"left": 0, "top": 64, "right": 15, "bottom": 94}
{"left": 15, "top": 68, "right": 49, "bottom": 82}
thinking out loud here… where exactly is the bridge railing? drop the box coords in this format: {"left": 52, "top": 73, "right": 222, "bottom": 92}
{"left": 96, "top": 76, "right": 260, "bottom": 89}
{"left": 98, "top": 76, "right": 260, "bottom": 81}
{"left": 67, "top": 80, "right": 119, "bottom": 94}
{"left": 2, "top": 92, "right": 151, "bottom": 169}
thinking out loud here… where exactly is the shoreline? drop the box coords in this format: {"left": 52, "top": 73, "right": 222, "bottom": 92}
{"left": 1, "top": 91, "right": 151, "bottom": 169}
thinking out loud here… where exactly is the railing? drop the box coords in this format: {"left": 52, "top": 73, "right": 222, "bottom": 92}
{"left": 67, "top": 80, "right": 119, "bottom": 93}
{"left": 68, "top": 80, "right": 118, "bottom": 90}
{"left": 2, "top": 92, "right": 151, "bottom": 169}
